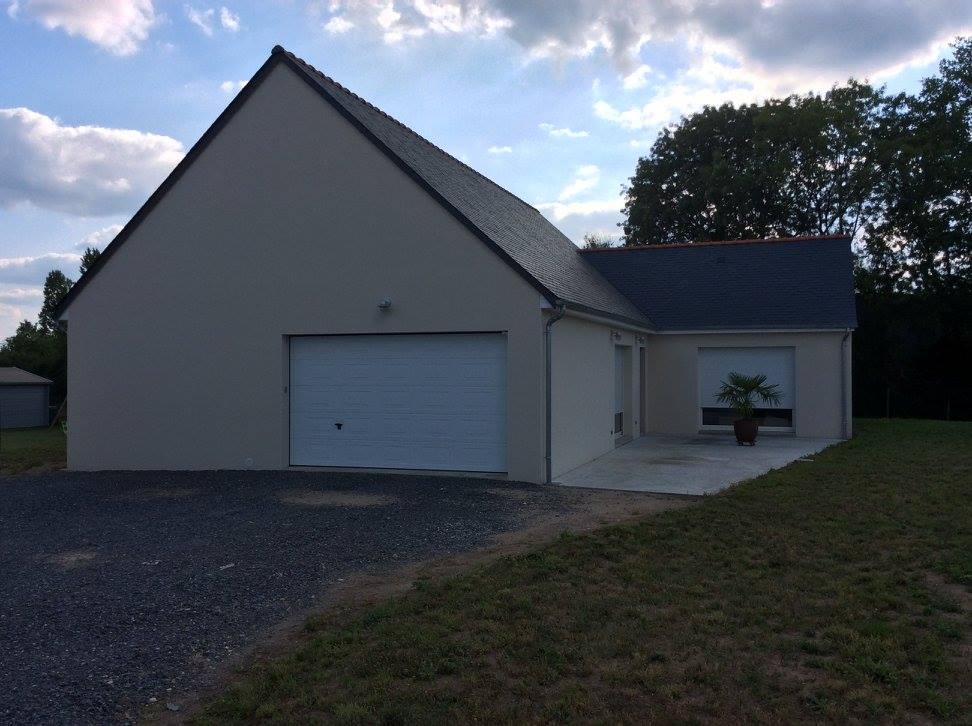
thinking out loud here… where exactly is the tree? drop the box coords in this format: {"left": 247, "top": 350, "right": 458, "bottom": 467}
{"left": 864, "top": 37, "right": 971, "bottom": 295}
{"left": 582, "top": 232, "right": 617, "bottom": 249}
{"left": 622, "top": 102, "right": 770, "bottom": 244}
{"left": 0, "top": 242, "right": 100, "bottom": 408}
{"left": 79, "top": 246, "right": 102, "bottom": 276}
{"left": 769, "top": 82, "right": 885, "bottom": 238}
{"left": 622, "top": 83, "right": 886, "bottom": 245}
{"left": 37, "top": 270, "right": 73, "bottom": 335}
{"left": 618, "top": 37, "right": 971, "bottom": 420}
{"left": 0, "top": 319, "right": 67, "bottom": 403}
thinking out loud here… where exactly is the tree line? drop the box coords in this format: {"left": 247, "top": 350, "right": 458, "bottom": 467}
{"left": 616, "top": 37, "right": 971, "bottom": 420}
{"left": 0, "top": 247, "right": 100, "bottom": 406}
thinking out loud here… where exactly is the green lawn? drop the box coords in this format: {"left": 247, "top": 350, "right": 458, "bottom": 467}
{"left": 195, "top": 419, "right": 969, "bottom": 722}
{"left": 0, "top": 426, "right": 66, "bottom": 475}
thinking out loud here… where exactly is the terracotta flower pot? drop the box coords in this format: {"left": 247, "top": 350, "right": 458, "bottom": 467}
{"left": 733, "top": 418, "right": 759, "bottom": 445}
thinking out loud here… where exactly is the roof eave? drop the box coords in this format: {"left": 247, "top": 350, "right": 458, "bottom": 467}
{"left": 560, "top": 301, "right": 654, "bottom": 332}
{"left": 653, "top": 324, "right": 857, "bottom": 334}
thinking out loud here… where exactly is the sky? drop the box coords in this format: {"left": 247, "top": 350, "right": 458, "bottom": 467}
{"left": 1, "top": 1, "right": 970, "bottom": 338}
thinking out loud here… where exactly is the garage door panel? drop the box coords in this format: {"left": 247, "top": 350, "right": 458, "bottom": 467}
{"left": 290, "top": 334, "right": 507, "bottom": 471}
{"left": 294, "top": 412, "right": 505, "bottom": 441}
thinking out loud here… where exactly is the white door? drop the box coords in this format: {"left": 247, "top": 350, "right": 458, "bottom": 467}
{"left": 290, "top": 334, "right": 507, "bottom": 471}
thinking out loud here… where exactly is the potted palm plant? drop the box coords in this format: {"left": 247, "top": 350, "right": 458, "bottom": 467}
{"left": 715, "top": 372, "right": 783, "bottom": 445}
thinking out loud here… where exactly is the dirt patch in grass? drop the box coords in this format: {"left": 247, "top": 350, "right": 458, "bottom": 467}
{"left": 278, "top": 490, "right": 398, "bottom": 507}
{"left": 46, "top": 549, "right": 98, "bottom": 568}
{"left": 926, "top": 572, "right": 972, "bottom": 613}
{"left": 323, "top": 490, "right": 694, "bottom": 607}
{"left": 119, "top": 488, "right": 198, "bottom": 501}
{"left": 925, "top": 571, "right": 972, "bottom": 692}
{"left": 146, "top": 488, "right": 692, "bottom": 723}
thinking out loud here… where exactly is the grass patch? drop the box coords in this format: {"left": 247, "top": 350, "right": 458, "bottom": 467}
{"left": 0, "top": 426, "right": 66, "bottom": 475}
{"left": 196, "top": 420, "right": 971, "bottom": 723}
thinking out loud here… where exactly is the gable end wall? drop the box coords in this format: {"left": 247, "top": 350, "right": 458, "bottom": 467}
{"left": 66, "top": 63, "right": 545, "bottom": 481}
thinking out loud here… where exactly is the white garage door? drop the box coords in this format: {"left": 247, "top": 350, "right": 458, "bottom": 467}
{"left": 699, "top": 347, "right": 795, "bottom": 428}
{"left": 290, "top": 334, "right": 507, "bottom": 471}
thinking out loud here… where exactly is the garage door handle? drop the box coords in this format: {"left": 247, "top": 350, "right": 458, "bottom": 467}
{"left": 334, "top": 422, "right": 343, "bottom": 430}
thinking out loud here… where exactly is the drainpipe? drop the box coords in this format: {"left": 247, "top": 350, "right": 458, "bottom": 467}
{"left": 544, "top": 301, "right": 567, "bottom": 484}
{"left": 840, "top": 328, "right": 851, "bottom": 439}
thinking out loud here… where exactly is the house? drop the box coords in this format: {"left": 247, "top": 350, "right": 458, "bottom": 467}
{"left": 0, "top": 367, "right": 53, "bottom": 429}
{"left": 56, "top": 46, "right": 855, "bottom": 484}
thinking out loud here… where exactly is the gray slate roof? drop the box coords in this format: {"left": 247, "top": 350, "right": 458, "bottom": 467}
{"left": 278, "top": 48, "right": 648, "bottom": 327}
{"left": 581, "top": 236, "right": 858, "bottom": 331}
{"left": 0, "top": 367, "right": 53, "bottom": 385}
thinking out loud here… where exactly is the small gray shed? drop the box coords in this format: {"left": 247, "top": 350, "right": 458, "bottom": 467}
{"left": 0, "top": 367, "right": 53, "bottom": 429}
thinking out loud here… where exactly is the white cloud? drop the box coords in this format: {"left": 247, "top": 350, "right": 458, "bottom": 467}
{"left": 0, "top": 230, "right": 123, "bottom": 335}
{"left": 0, "top": 107, "right": 184, "bottom": 216}
{"left": 8, "top": 0, "right": 156, "bottom": 55}
{"left": 0, "top": 285, "right": 44, "bottom": 337}
{"left": 487, "top": 145, "right": 512, "bottom": 154}
{"left": 185, "top": 5, "right": 214, "bottom": 35}
{"left": 594, "top": 51, "right": 779, "bottom": 131}
{"left": 0, "top": 252, "right": 81, "bottom": 285}
{"left": 558, "top": 164, "right": 600, "bottom": 201}
{"left": 621, "top": 64, "right": 652, "bottom": 90}
{"left": 539, "top": 122, "right": 589, "bottom": 139}
{"left": 75, "top": 224, "right": 123, "bottom": 250}
{"left": 315, "top": 2, "right": 971, "bottom": 92}
{"left": 219, "top": 5, "right": 239, "bottom": 31}
{"left": 503, "top": 1, "right": 968, "bottom": 81}
{"left": 324, "top": 15, "right": 354, "bottom": 33}
{"left": 317, "top": 0, "right": 511, "bottom": 45}
{"left": 538, "top": 161, "right": 621, "bottom": 221}
{"left": 0, "top": 302, "right": 33, "bottom": 336}
{"left": 594, "top": 99, "right": 649, "bottom": 130}
{"left": 0, "top": 256, "right": 76, "bottom": 337}
{"left": 0, "top": 287, "right": 43, "bottom": 302}
{"left": 536, "top": 196, "right": 623, "bottom": 222}
{"left": 220, "top": 79, "right": 246, "bottom": 93}
{"left": 596, "top": 51, "right": 776, "bottom": 130}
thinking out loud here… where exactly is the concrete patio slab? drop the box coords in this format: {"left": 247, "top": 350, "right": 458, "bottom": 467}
{"left": 556, "top": 433, "right": 842, "bottom": 495}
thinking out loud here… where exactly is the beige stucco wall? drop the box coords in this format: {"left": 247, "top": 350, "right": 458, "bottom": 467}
{"left": 65, "top": 62, "right": 547, "bottom": 482}
{"left": 549, "top": 313, "right": 645, "bottom": 478}
{"left": 642, "top": 331, "right": 852, "bottom": 439}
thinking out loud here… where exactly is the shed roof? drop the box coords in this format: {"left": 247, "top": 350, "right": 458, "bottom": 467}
{"left": 581, "top": 235, "right": 858, "bottom": 331}
{"left": 0, "top": 367, "right": 53, "bottom": 385}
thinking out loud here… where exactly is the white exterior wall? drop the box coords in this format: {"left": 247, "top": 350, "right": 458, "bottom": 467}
{"left": 642, "top": 331, "right": 852, "bottom": 439}
{"left": 549, "top": 313, "right": 645, "bottom": 479}
{"left": 64, "top": 63, "right": 547, "bottom": 482}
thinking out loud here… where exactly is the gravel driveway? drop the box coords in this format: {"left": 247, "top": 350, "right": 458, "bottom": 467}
{"left": 0, "top": 470, "right": 584, "bottom": 724}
